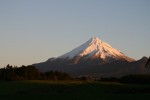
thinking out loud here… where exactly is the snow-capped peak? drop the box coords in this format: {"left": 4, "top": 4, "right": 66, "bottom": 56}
{"left": 59, "top": 37, "right": 134, "bottom": 62}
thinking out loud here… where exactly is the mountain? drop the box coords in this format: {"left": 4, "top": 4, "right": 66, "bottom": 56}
{"left": 58, "top": 37, "right": 134, "bottom": 63}
{"left": 34, "top": 37, "right": 149, "bottom": 77}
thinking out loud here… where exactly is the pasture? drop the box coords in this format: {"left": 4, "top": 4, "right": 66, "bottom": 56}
{"left": 0, "top": 80, "right": 150, "bottom": 100}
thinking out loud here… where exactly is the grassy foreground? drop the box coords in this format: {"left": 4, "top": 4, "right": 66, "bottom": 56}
{"left": 0, "top": 80, "right": 150, "bottom": 100}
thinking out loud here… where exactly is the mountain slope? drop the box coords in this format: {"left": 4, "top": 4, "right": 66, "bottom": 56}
{"left": 34, "top": 57, "right": 149, "bottom": 77}
{"left": 58, "top": 37, "right": 134, "bottom": 63}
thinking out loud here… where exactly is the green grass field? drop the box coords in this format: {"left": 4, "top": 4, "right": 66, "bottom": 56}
{"left": 0, "top": 80, "right": 150, "bottom": 100}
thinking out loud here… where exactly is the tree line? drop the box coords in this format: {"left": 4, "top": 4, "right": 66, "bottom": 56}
{"left": 1, "top": 64, "right": 150, "bottom": 83}
{"left": 0, "top": 64, "right": 72, "bottom": 81}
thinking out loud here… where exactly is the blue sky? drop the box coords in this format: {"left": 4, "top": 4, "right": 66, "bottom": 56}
{"left": 0, "top": 0, "right": 150, "bottom": 67}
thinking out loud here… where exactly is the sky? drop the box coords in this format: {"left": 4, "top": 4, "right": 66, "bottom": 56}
{"left": 0, "top": 0, "right": 150, "bottom": 67}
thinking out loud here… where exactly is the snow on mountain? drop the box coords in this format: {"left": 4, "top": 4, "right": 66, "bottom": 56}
{"left": 59, "top": 37, "right": 134, "bottom": 62}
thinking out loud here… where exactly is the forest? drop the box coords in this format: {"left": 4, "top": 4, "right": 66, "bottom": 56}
{"left": 0, "top": 64, "right": 72, "bottom": 81}
{"left": 1, "top": 64, "right": 150, "bottom": 84}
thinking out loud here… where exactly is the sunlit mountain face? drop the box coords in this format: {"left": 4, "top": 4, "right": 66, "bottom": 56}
{"left": 58, "top": 37, "right": 134, "bottom": 63}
